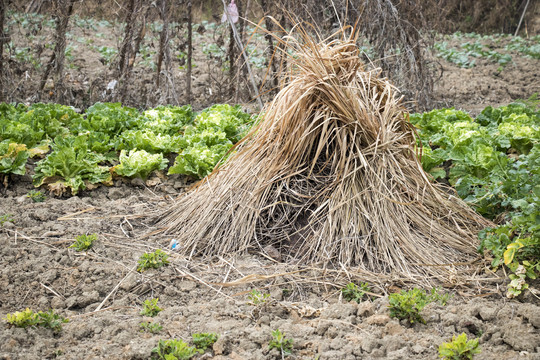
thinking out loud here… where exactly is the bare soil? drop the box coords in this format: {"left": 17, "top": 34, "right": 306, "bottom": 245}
{"left": 1, "top": 175, "right": 540, "bottom": 359}
{"left": 1, "top": 13, "right": 540, "bottom": 360}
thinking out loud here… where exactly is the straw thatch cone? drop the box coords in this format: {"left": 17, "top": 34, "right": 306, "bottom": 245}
{"left": 158, "top": 31, "right": 491, "bottom": 282}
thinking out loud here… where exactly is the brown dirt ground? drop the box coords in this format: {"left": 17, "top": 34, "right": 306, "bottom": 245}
{"left": 1, "top": 11, "right": 540, "bottom": 360}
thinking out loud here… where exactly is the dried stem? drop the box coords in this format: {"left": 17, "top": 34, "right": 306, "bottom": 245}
{"left": 0, "top": 0, "right": 7, "bottom": 102}
{"left": 186, "top": 0, "right": 192, "bottom": 104}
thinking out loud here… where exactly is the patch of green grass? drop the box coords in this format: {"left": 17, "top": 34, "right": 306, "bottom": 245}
{"left": 0, "top": 214, "right": 14, "bottom": 226}
{"left": 5, "top": 308, "right": 38, "bottom": 328}
{"left": 140, "top": 321, "right": 163, "bottom": 334}
{"left": 192, "top": 332, "right": 218, "bottom": 351}
{"left": 5, "top": 308, "right": 68, "bottom": 332}
{"left": 69, "top": 233, "right": 97, "bottom": 251}
{"left": 439, "top": 333, "right": 481, "bottom": 359}
{"left": 35, "top": 309, "right": 69, "bottom": 332}
{"left": 152, "top": 339, "right": 201, "bottom": 360}
{"left": 95, "top": 46, "right": 117, "bottom": 66}
{"left": 268, "top": 329, "right": 293, "bottom": 356}
{"left": 341, "top": 282, "right": 370, "bottom": 303}
{"left": 140, "top": 298, "right": 163, "bottom": 317}
{"left": 137, "top": 249, "right": 170, "bottom": 272}
{"left": 388, "top": 288, "right": 451, "bottom": 325}
{"left": 27, "top": 189, "right": 46, "bottom": 202}
{"left": 247, "top": 289, "right": 270, "bottom": 306}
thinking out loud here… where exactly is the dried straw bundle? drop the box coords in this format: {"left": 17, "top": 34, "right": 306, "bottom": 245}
{"left": 158, "top": 30, "right": 490, "bottom": 281}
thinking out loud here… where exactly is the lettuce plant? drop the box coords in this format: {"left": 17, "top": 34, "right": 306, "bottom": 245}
{"left": 411, "top": 99, "right": 540, "bottom": 290}
{"left": 115, "top": 129, "right": 182, "bottom": 154}
{"left": 0, "top": 141, "right": 30, "bottom": 175}
{"left": 140, "top": 105, "right": 194, "bottom": 135}
{"left": 69, "top": 102, "right": 141, "bottom": 137}
{"left": 168, "top": 105, "right": 254, "bottom": 179}
{"left": 113, "top": 149, "right": 168, "bottom": 179}
{"left": 33, "top": 135, "right": 111, "bottom": 195}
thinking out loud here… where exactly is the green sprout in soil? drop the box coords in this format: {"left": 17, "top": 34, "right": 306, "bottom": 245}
{"left": 5, "top": 308, "right": 68, "bottom": 332}
{"left": 341, "top": 282, "right": 370, "bottom": 303}
{"left": 27, "top": 189, "right": 46, "bottom": 202}
{"left": 0, "top": 214, "right": 14, "bottom": 226}
{"left": 506, "top": 263, "right": 535, "bottom": 298}
{"left": 5, "top": 308, "right": 38, "bottom": 328}
{"left": 247, "top": 289, "right": 270, "bottom": 306}
{"left": 70, "top": 233, "right": 97, "bottom": 251}
{"left": 268, "top": 329, "right": 293, "bottom": 356}
{"left": 137, "top": 249, "right": 170, "bottom": 272}
{"left": 141, "top": 298, "right": 163, "bottom": 317}
{"left": 388, "top": 287, "right": 451, "bottom": 325}
{"left": 35, "top": 309, "right": 69, "bottom": 332}
{"left": 192, "top": 332, "right": 219, "bottom": 351}
{"left": 282, "top": 288, "right": 292, "bottom": 298}
{"left": 140, "top": 321, "right": 163, "bottom": 334}
{"left": 152, "top": 339, "right": 201, "bottom": 360}
{"left": 439, "top": 333, "right": 481, "bottom": 360}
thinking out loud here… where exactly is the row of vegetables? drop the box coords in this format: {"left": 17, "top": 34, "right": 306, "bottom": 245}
{"left": 0, "top": 102, "right": 255, "bottom": 194}
{"left": 1, "top": 99, "right": 538, "bottom": 292}
{"left": 410, "top": 98, "right": 539, "bottom": 295}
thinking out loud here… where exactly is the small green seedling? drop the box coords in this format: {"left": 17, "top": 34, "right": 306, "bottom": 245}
{"left": 388, "top": 287, "right": 450, "bottom": 325}
{"left": 5, "top": 308, "right": 68, "bottom": 332}
{"left": 506, "top": 263, "right": 535, "bottom": 298}
{"left": 141, "top": 298, "right": 163, "bottom": 317}
{"left": 247, "top": 289, "right": 270, "bottom": 305}
{"left": 137, "top": 249, "right": 169, "bottom": 272}
{"left": 152, "top": 339, "right": 201, "bottom": 360}
{"left": 192, "top": 332, "right": 218, "bottom": 351}
{"left": 5, "top": 308, "right": 38, "bottom": 328}
{"left": 0, "top": 214, "right": 14, "bottom": 226}
{"left": 35, "top": 309, "right": 69, "bottom": 332}
{"left": 341, "top": 282, "right": 370, "bottom": 303}
{"left": 140, "top": 321, "right": 162, "bottom": 334}
{"left": 439, "top": 333, "right": 481, "bottom": 360}
{"left": 27, "top": 190, "right": 46, "bottom": 202}
{"left": 282, "top": 288, "right": 292, "bottom": 298}
{"left": 268, "top": 329, "right": 293, "bottom": 356}
{"left": 70, "top": 233, "right": 97, "bottom": 251}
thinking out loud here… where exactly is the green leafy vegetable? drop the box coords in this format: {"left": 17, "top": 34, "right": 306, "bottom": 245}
{"left": 115, "top": 129, "right": 181, "bottom": 154}
{"left": 0, "top": 141, "right": 30, "bottom": 175}
{"left": 33, "top": 135, "right": 111, "bottom": 195}
{"left": 140, "top": 105, "right": 194, "bottom": 135}
{"left": 411, "top": 98, "right": 540, "bottom": 287}
{"left": 113, "top": 149, "right": 168, "bottom": 179}
{"left": 168, "top": 105, "right": 254, "bottom": 179}
{"left": 73, "top": 102, "right": 140, "bottom": 135}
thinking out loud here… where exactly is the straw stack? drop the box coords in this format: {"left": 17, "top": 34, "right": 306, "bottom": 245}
{"left": 157, "top": 29, "right": 491, "bottom": 282}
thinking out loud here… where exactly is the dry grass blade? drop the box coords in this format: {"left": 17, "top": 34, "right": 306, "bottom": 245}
{"left": 155, "top": 26, "right": 491, "bottom": 284}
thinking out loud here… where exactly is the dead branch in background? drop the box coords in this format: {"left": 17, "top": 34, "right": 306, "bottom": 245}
{"left": 156, "top": 0, "right": 169, "bottom": 88}
{"left": 222, "top": 0, "right": 262, "bottom": 109}
{"left": 356, "top": 0, "right": 434, "bottom": 108}
{"left": 260, "top": 0, "right": 278, "bottom": 95}
{"left": 38, "top": 0, "right": 75, "bottom": 103}
{"left": 116, "top": 0, "right": 149, "bottom": 103}
{"left": 0, "top": 0, "right": 7, "bottom": 102}
{"left": 226, "top": 8, "right": 236, "bottom": 95}
{"left": 233, "top": 0, "right": 246, "bottom": 102}
{"left": 156, "top": 0, "right": 179, "bottom": 104}
{"left": 53, "top": 0, "right": 75, "bottom": 103}
{"left": 186, "top": 0, "right": 193, "bottom": 103}
{"left": 117, "top": 0, "right": 139, "bottom": 77}
{"left": 265, "top": 0, "right": 434, "bottom": 109}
